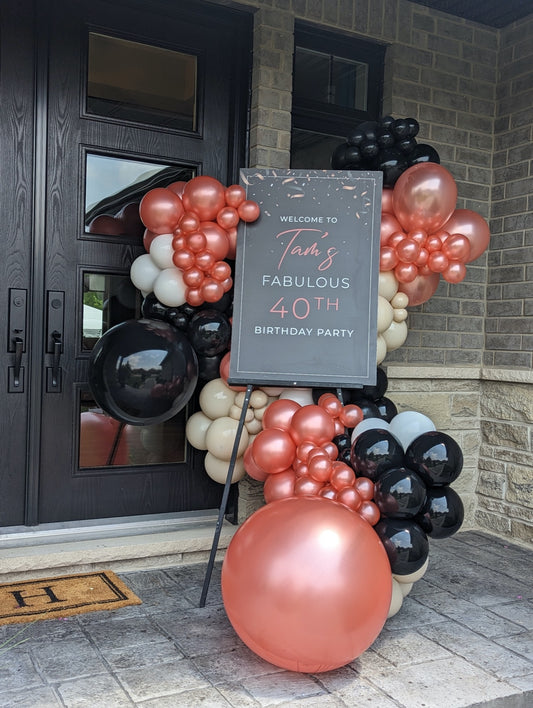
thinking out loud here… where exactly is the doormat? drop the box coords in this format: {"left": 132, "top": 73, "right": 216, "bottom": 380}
{"left": 0, "top": 571, "right": 142, "bottom": 626}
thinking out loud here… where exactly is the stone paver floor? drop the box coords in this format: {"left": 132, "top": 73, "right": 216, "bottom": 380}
{"left": 0, "top": 530, "right": 532, "bottom": 707}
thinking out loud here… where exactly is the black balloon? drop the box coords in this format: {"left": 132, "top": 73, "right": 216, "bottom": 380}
{"left": 350, "top": 429, "right": 404, "bottom": 481}
{"left": 374, "top": 466, "right": 427, "bottom": 518}
{"left": 376, "top": 127, "right": 395, "bottom": 149}
{"left": 141, "top": 292, "right": 169, "bottom": 321}
{"left": 165, "top": 308, "right": 189, "bottom": 331}
{"left": 417, "top": 486, "right": 464, "bottom": 539}
{"left": 375, "top": 518, "right": 429, "bottom": 575}
{"left": 408, "top": 143, "right": 440, "bottom": 166}
{"left": 187, "top": 309, "right": 231, "bottom": 357}
{"left": 344, "top": 145, "right": 362, "bottom": 165}
{"left": 351, "top": 397, "right": 380, "bottom": 419}
{"left": 333, "top": 433, "right": 351, "bottom": 452}
{"left": 379, "top": 115, "right": 395, "bottom": 130}
{"left": 346, "top": 127, "right": 365, "bottom": 146}
{"left": 372, "top": 147, "right": 408, "bottom": 187}
{"left": 405, "top": 431, "right": 463, "bottom": 486}
{"left": 391, "top": 118, "right": 410, "bottom": 139}
{"left": 88, "top": 319, "right": 198, "bottom": 426}
{"left": 375, "top": 396, "right": 398, "bottom": 422}
{"left": 406, "top": 117, "right": 420, "bottom": 138}
{"left": 361, "top": 367, "right": 388, "bottom": 400}
{"left": 396, "top": 137, "right": 417, "bottom": 155}
{"left": 358, "top": 120, "right": 378, "bottom": 141}
{"left": 198, "top": 354, "right": 223, "bottom": 382}
{"left": 360, "top": 140, "right": 379, "bottom": 160}
{"left": 331, "top": 143, "right": 349, "bottom": 169}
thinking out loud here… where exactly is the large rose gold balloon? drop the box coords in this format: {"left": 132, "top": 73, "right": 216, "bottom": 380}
{"left": 252, "top": 428, "right": 297, "bottom": 474}
{"left": 380, "top": 213, "right": 403, "bottom": 245}
{"left": 80, "top": 412, "right": 128, "bottom": 466}
{"left": 243, "top": 445, "right": 269, "bottom": 482}
{"left": 262, "top": 398, "right": 301, "bottom": 431}
{"left": 198, "top": 221, "right": 230, "bottom": 261}
{"left": 441, "top": 209, "right": 490, "bottom": 262}
{"left": 392, "top": 163, "right": 457, "bottom": 234}
{"left": 221, "top": 497, "right": 392, "bottom": 672}
{"left": 381, "top": 187, "right": 394, "bottom": 214}
{"left": 398, "top": 271, "right": 440, "bottom": 307}
{"left": 139, "top": 188, "right": 184, "bottom": 234}
{"left": 289, "top": 405, "right": 336, "bottom": 446}
{"left": 263, "top": 469, "right": 296, "bottom": 503}
{"left": 182, "top": 176, "right": 225, "bottom": 221}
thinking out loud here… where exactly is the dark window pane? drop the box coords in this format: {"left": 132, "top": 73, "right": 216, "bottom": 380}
{"left": 291, "top": 128, "right": 345, "bottom": 169}
{"left": 87, "top": 32, "right": 197, "bottom": 130}
{"left": 82, "top": 272, "right": 139, "bottom": 351}
{"left": 294, "top": 47, "right": 330, "bottom": 103}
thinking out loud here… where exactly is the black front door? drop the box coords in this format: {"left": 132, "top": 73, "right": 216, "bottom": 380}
{"left": 0, "top": 0, "right": 251, "bottom": 526}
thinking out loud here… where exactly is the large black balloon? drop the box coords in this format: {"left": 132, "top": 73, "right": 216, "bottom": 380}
{"left": 141, "top": 292, "right": 168, "bottom": 321}
{"left": 374, "top": 466, "right": 427, "bottom": 518}
{"left": 417, "top": 486, "right": 464, "bottom": 539}
{"left": 372, "top": 148, "right": 408, "bottom": 187}
{"left": 408, "top": 143, "right": 440, "bottom": 166}
{"left": 88, "top": 318, "right": 198, "bottom": 426}
{"left": 375, "top": 518, "right": 429, "bottom": 575}
{"left": 405, "top": 431, "right": 463, "bottom": 486}
{"left": 187, "top": 309, "right": 231, "bottom": 357}
{"left": 361, "top": 367, "right": 388, "bottom": 401}
{"left": 350, "top": 429, "right": 404, "bottom": 481}
{"left": 375, "top": 396, "right": 398, "bottom": 422}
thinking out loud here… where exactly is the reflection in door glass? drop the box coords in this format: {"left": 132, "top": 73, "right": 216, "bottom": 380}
{"left": 85, "top": 154, "right": 194, "bottom": 237}
{"left": 87, "top": 32, "right": 197, "bottom": 131}
{"left": 79, "top": 392, "right": 187, "bottom": 468}
{"left": 83, "top": 272, "right": 139, "bottom": 350}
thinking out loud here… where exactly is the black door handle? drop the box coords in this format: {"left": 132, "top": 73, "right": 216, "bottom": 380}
{"left": 12, "top": 336, "right": 24, "bottom": 387}
{"left": 51, "top": 330, "right": 62, "bottom": 388}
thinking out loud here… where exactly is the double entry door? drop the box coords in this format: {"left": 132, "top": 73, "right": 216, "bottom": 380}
{"left": 0, "top": 0, "right": 251, "bottom": 526}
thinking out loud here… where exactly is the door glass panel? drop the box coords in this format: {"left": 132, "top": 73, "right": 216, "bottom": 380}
{"left": 82, "top": 272, "right": 139, "bottom": 350}
{"left": 79, "top": 392, "right": 187, "bottom": 469}
{"left": 291, "top": 128, "right": 345, "bottom": 169}
{"left": 87, "top": 32, "right": 197, "bottom": 130}
{"left": 85, "top": 154, "right": 194, "bottom": 237}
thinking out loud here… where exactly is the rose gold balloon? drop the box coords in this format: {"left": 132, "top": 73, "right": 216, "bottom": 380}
{"left": 334, "top": 419, "right": 346, "bottom": 436}
{"left": 186, "top": 231, "right": 208, "bottom": 253}
{"left": 442, "top": 209, "right": 490, "bottom": 262}
{"left": 425, "top": 234, "right": 442, "bottom": 252}
{"left": 183, "top": 267, "right": 204, "bottom": 288}
{"left": 172, "top": 234, "right": 186, "bottom": 250}
{"left": 330, "top": 462, "right": 356, "bottom": 491}
{"left": 296, "top": 441, "right": 316, "bottom": 462}
{"left": 358, "top": 500, "right": 381, "bottom": 526}
{"left": 221, "top": 497, "right": 392, "bottom": 672}
{"left": 167, "top": 181, "right": 187, "bottom": 197}
{"left": 252, "top": 428, "right": 297, "bottom": 474}
{"left": 293, "top": 460, "right": 309, "bottom": 478}
{"left": 415, "top": 247, "right": 429, "bottom": 267}
{"left": 318, "top": 393, "right": 343, "bottom": 418}
{"left": 442, "top": 233, "right": 471, "bottom": 262}
{"left": 225, "top": 184, "right": 246, "bottom": 208}
{"left": 195, "top": 249, "right": 216, "bottom": 271}
{"left": 182, "top": 176, "right": 226, "bottom": 221}
{"left": 244, "top": 445, "right": 269, "bottom": 482}
{"left": 308, "top": 452, "right": 333, "bottom": 483}
{"left": 380, "top": 246, "right": 399, "bottom": 271}
{"left": 179, "top": 212, "right": 201, "bottom": 233}
{"left": 321, "top": 441, "right": 339, "bottom": 461}
{"left": 394, "top": 262, "right": 418, "bottom": 283}
{"left": 219, "top": 351, "right": 247, "bottom": 392}
{"left": 143, "top": 228, "right": 159, "bottom": 251}
{"left": 388, "top": 231, "right": 407, "bottom": 248}
{"left": 339, "top": 404, "right": 363, "bottom": 429}
{"left": 216, "top": 206, "right": 240, "bottom": 230}
{"left": 392, "top": 163, "right": 457, "bottom": 234}
{"left": 380, "top": 213, "right": 403, "bottom": 245}
{"left": 427, "top": 251, "right": 449, "bottom": 273}
{"left": 211, "top": 260, "right": 232, "bottom": 282}
{"left": 337, "top": 486, "right": 362, "bottom": 511}
{"left": 396, "top": 238, "right": 421, "bottom": 263}
{"left": 442, "top": 260, "right": 467, "bottom": 283}
{"left": 199, "top": 221, "right": 230, "bottom": 261}
{"left": 139, "top": 188, "right": 184, "bottom": 234}
{"left": 263, "top": 469, "right": 296, "bottom": 503}
{"left": 238, "top": 200, "right": 261, "bottom": 222}
{"left": 172, "top": 249, "right": 195, "bottom": 271}
{"left": 354, "top": 477, "right": 375, "bottom": 501}
{"left": 319, "top": 485, "right": 337, "bottom": 500}
{"left": 289, "top": 405, "right": 336, "bottom": 446}
{"left": 185, "top": 287, "right": 203, "bottom": 307}
{"left": 398, "top": 272, "right": 440, "bottom": 306}
{"left": 408, "top": 229, "right": 427, "bottom": 245}
{"left": 381, "top": 187, "right": 394, "bottom": 214}
{"left": 226, "top": 226, "right": 238, "bottom": 260}
{"left": 263, "top": 399, "right": 301, "bottom": 431}
{"left": 294, "top": 475, "right": 324, "bottom": 497}
{"left": 201, "top": 278, "right": 225, "bottom": 303}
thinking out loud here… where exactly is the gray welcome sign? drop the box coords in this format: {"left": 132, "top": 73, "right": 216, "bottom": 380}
{"left": 228, "top": 168, "right": 382, "bottom": 388}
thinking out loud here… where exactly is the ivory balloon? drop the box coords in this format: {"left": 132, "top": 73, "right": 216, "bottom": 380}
{"left": 149, "top": 233, "right": 175, "bottom": 269}
{"left": 199, "top": 378, "right": 236, "bottom": 419}
{"left": 377, "top": 296, "right": 394, "bottom": 334}
{"left": 389, "top": 411, "right": 436, "bottom": 451}
{"left": 378, "top": 271, "right": 400, "bottom": 301}
{"left": 153, "top": 267, "right": 187, "bottom": 307}
{"left": 393, "top": 308, "right": 408, "bottom": 323}
{"left": 130, "top": 254, "right": 161, "bottom": 293}
{"left": 205, "top": 416, "right": 249, "bottom": 460}
{"left": 387, "top": 578, "right": 404, "bottom": 618}
{"left": 394, "top": 557, "right": 429, "bottom": 583}
{"left": 250, "top": 390, "right": 269, "bottom": 409}
{"left": 382, "top": 320, "right": 408, "bottom": 351}
{"left": 351, "top": 417, "right": 391, "bottom": 444}
{"left": 185, "top": 411, "right": 213, "bottom": 450}
{"left": 279, "top": 388, "right": 314, "bottom": 406}
{"left": 245, "top": 417, "right": 263, "bottom": 435}
{"left": 391, "top": 292, "right": 409, "bottom": 309}
{"left": 376, "top": 334, "right": 387, "bottom": 365}
{"left": 204, "top": 452, "right": 246, "bottom": 484}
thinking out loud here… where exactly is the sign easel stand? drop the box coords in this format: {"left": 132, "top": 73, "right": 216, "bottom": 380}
{"left": 199, "top": 383, "right": 253, "bottom": 607}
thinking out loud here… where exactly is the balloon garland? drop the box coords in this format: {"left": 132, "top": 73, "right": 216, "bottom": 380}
{"left": 85, "top": 121, "right": 488, "bottom": 673}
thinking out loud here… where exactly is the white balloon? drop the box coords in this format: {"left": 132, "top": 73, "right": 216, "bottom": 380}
{"left": 279, "top": 387, "right": 314, "bottom": 406}
{"left": 149, "top": 233, "right": 175, "bottom": 269}
{"left": 205, "top": 416, "right": 249, "bottom": 460}
{"left": 130, "top": 254, "right": 161, "bottom": 293}
{"left": 185, "top": 411, "right": 213, "bottom": 450}
{"left": 387, "top": 578, "right": 404, "bottom": 618}
{"left": 378, "top": 271, "right": 399, "bottom": 300}
{"left": 204, "top": 452, "right": 246, "bottom": 484}
{"left": 377, "top": 295, "right": 394, "bottom": 333}
{"left": 153, "top": 267, "right": 187, "bottom": 307}
{"left": 389, "top": 411, "right": 436, "bottom": 451}
{"left": 351, "top": 417, "right": 390, "bottom": 444}
{"left": 382, "top": 320, "right": 408, "bottom": 351}
{"left": 376, "top": 334, "right": 387, "bottom": 365}
{"left": 199, "top": 378, "right": 236, "bottom": 419}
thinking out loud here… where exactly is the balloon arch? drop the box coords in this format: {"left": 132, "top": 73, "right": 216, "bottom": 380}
{"left": 88, "top": 116, "right": 489, "bottom": 673}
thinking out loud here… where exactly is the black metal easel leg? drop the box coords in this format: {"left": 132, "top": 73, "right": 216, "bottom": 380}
{"left": 199, "top": 383, "right": 253, "bottom": 607}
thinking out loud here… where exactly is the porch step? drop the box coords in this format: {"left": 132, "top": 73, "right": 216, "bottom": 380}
{"left": 0, "top": 511, "right": 237, "bottom": 582}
